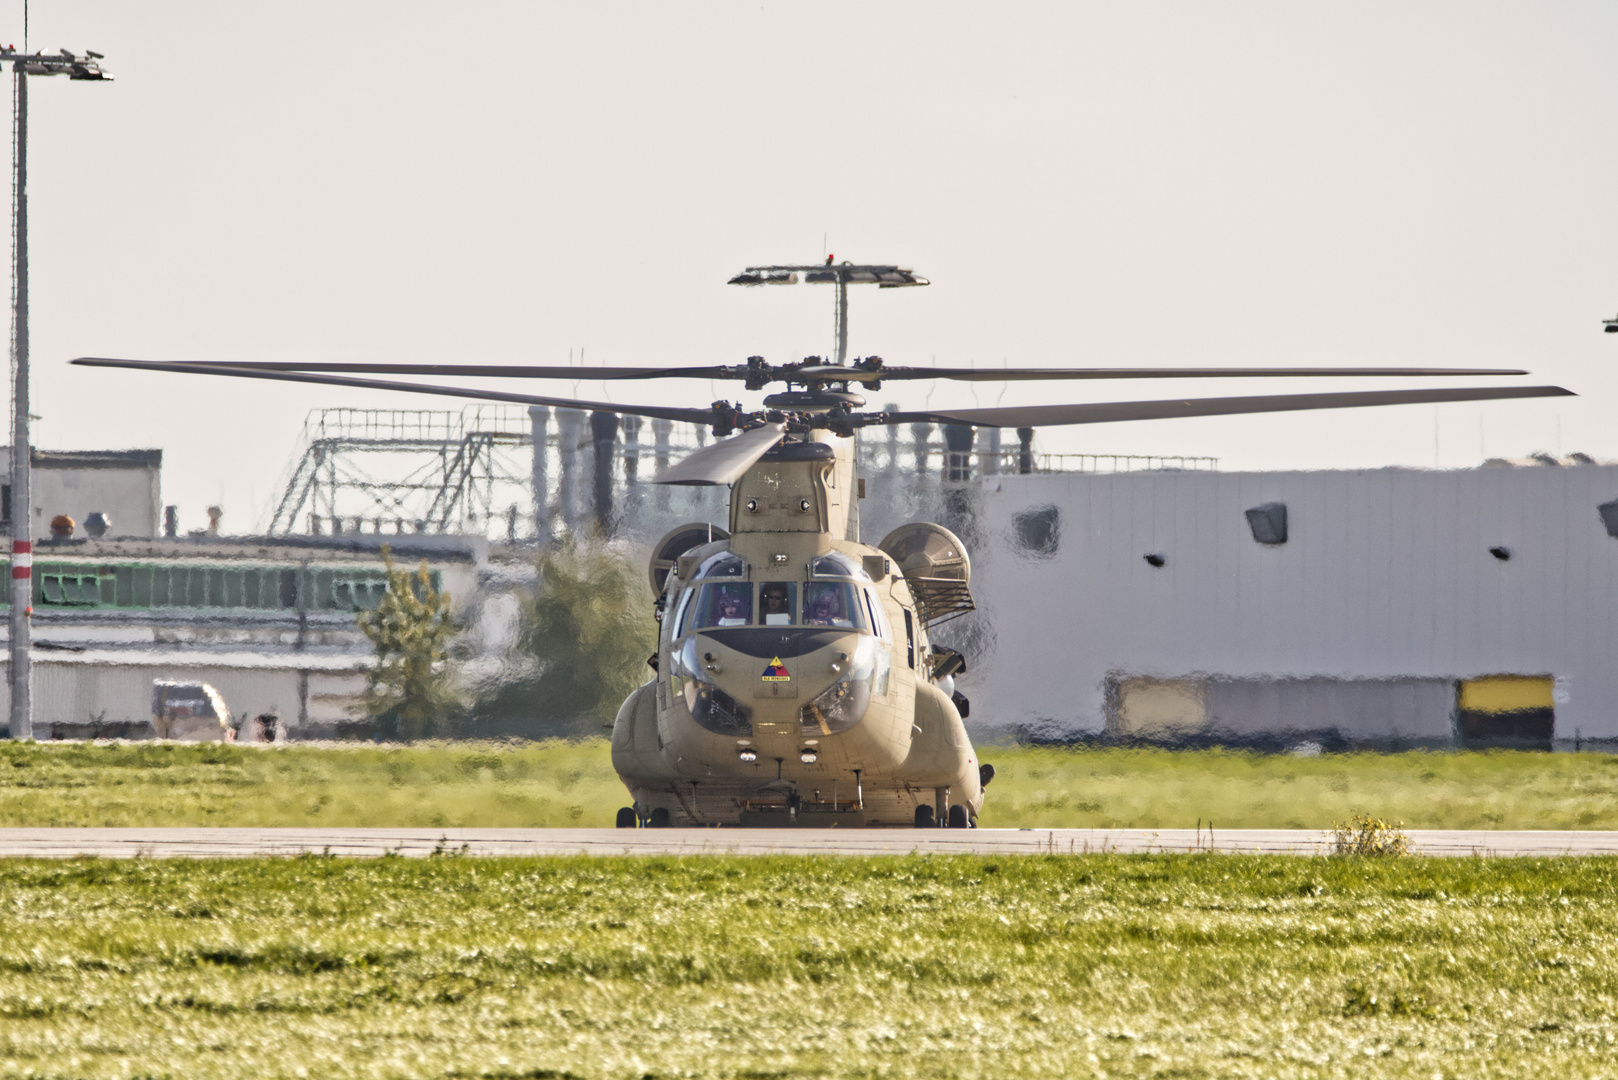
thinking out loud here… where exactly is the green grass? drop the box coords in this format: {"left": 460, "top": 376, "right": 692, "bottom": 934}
{"left": 985, "top": 744, "right": 1618, "bottom": 830}
{"left": 1, "top": 854, "right": 1617, "bottom": 1077}
{"left": 4, "top": 740, "right": 1618, "bottom": 830}
{"left": 0, "top": 740, "right": 625, "bottom": 828}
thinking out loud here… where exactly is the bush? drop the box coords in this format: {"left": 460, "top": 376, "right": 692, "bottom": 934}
{"left": 356, "top": 548, "right": 463, "bottom": 740}
{"left": 1332, "top": 813, "right": 1411, "bottom": 857}
{"left": 471, "top": 540, "right": 656, "bottom": 739}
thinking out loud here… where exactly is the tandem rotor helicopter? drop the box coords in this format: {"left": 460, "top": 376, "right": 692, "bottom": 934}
{"left": 75, "top": 259, "right": 1573, "bottom": 828}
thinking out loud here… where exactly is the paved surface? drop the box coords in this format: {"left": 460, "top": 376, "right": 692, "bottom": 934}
{"left": 1, "top": 827, "right": 1617, "bottom": 858}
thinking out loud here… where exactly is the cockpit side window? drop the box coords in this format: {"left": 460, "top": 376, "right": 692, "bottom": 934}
{"left": 694, "top": 552, "right": 746, "bottom": 580}
{"left": 692, "top": 582, "right": 753, "bottom": 629}
{"left": 809, "top": 552, "right": 871, "bottom": 581}
{"left": 670, "top": 587, "right": 695, "bottom": 638}
{"left": 757, "top": 582, "right": 796, "bottom": 626}
{"left": 862, "top": 588, "right": 890, "bottom": 640}
{"left": 803, "top": 580, "right": 867, "bottom": 631}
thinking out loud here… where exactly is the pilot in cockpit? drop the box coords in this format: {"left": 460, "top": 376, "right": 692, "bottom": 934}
{"left": 804, "top": 583, "right": 854, "bottom": 628}
{"left": 759, "top": 583, "right": 793, "bottom": 626}
{"left": 714, "top": 585, "right": 751, "bottom": 626}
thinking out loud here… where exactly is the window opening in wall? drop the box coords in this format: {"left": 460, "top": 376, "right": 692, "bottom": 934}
{"left": 1457, "top": 676, "right": 1554, "bottom": 750}
{"left": 40, "top": 574, "right": 100, "bottom": 606}
{"left": 1012, "top": 505, "right": 1060, "bottom": 557}
{"left": 11, "top": 562, "right": 413, "bottom": 612}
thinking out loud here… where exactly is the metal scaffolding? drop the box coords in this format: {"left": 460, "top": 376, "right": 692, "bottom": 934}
{"left": 267, "top": 406, "right": 537, "bottom": 537}
{"left": 264, "top": 405, "right": 730, "bottom": 541}
{"left": 264, "top": 403, "right": 1219, "bottom": 543}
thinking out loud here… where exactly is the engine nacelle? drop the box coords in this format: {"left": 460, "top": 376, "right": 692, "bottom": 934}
{"left": 647, "top": 522, "right": 731, "bottom": 598}
{"left": 878, "top": 522, "right": 974, "bottom": 626}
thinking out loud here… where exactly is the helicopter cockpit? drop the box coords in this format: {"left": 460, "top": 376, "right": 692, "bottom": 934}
{"left": 669, "top": 551, "right": 888, "bottom": 637}
{"left": 664, "top": 546, "right": 894, "bottom": 738}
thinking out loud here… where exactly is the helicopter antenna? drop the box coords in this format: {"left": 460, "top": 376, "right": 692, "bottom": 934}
{"left": 728, "top": 260, "right": 929, "bottom": 364}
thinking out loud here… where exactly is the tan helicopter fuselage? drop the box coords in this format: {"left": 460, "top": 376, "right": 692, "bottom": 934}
{"left": 611, "top": 428, "right": 983, "bottom": 826}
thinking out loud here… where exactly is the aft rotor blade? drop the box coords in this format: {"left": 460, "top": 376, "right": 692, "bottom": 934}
{"left": 864, "top": 364, "right": 1532, "bottom": 381}
{"left": 877, "top": 385, "right": 1575, "bottom": 429}
{"left": 108, "top": 359, "right": 1534, "bottom": 383}
{"left": 71, "top": 357, "right": 718, "bottom": 425}
{"left": 654, "top": 424, "right": 787, "bottom": 486}
{"left": 157, "top": 360, "right": 746, "bottom": 381}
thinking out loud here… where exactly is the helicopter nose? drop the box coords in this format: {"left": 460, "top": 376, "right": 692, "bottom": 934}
{"left": 683, "top": 628, "right": 879, "bottom": 736}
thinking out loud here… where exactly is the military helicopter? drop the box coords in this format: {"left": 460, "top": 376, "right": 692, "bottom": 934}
{"left": 74, "top": 261, "right": 1574, "bottom": 827}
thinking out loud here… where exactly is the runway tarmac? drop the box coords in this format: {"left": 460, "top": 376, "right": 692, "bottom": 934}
{"left": 2, "top": 827, "right": 1617, "bottom": 858}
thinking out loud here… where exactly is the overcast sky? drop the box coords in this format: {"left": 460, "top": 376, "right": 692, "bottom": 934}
{"left": 10, "top": 2, "right": 1618, "bottom": 532}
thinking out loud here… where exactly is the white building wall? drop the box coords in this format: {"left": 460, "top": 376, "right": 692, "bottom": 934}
{"left": 7, "top": 656, "right": 366, "bottom": 736}
{"left": 31, "top": 465, "right": 161, "bottom": 538}
{"left": 3, "top": 450, "right": 164, "bottom": 538}
{"left": 970, "top": 465, "right": 1618, "bottom": 741}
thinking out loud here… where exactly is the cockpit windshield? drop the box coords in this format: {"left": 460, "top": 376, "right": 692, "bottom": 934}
{"left": 757, "top": 582, "right": 796, "bottom": 626}
{"left": 691, "top": 582, "right": 753, "bottom": 628}
{"left": 679, "top": 581, "right": 876, "bottom": 634}
{"left": 803, "top": 580, "right": 867, "bottom": 630}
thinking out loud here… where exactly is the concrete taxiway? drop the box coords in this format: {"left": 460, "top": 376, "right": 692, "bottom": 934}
{"left": 1, "top": 828, "right": 1616, "bottom": 858}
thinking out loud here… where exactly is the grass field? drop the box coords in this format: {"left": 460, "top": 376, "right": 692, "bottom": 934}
{"left": 3, "top": 739, "right": 1618, "bottom": 830}
{"left": 2, "top": 853, "right": 1617, "bottom": 1078}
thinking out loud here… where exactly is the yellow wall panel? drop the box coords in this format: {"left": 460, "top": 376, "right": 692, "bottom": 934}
{"left": 1459, "top": 676, "right": 1554, "bottom": 715}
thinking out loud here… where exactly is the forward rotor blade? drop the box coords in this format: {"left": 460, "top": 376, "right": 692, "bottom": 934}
{"left": 864, "top": 364, "right": 1532, "bottom": 381}
{"left": 151, "top": 360, "right": 746, "bottom": 381}
{"left": 71, "top": 357, "right": 718, "bottom": 425}
{"left": 877, "top": 385, "right": 1575, "bottom": 429}
{"left": 101, "top": 359, "right": 1534, "bottom": 383}
{"left": 654, "top": 424, "right": 787, "bottom": 486}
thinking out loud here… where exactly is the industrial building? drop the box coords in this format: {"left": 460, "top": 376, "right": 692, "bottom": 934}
{"left": 0, "top": 448, "right": 161, "bottom": 538}
{"left": 967, "top": 457, "right": 1618, "bottom": 750}
{"left": 12, "top": 415, "right": 1616, "bottom": 752}
{"left": 0, "top": 530, "right": 483, "bottom": 740}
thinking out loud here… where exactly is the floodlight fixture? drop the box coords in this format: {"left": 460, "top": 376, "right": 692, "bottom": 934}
{"left": 0, "top": 46, "right": 113, "bottom": 81}
{"left": 728, "top": 259, "right": 929, "bottom": 363}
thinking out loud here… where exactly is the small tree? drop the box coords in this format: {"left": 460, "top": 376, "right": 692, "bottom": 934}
{"left": 357, "top": 547, "right": 462, "bottom": 740}
{"left": 472, "top": 539, "right": 656, "bottom": 739}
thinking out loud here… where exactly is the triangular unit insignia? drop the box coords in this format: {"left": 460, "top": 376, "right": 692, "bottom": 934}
{"left": 761, "top": 656, "right": 791, "bottom": 682}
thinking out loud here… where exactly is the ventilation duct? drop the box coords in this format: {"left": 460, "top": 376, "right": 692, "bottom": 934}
{"left": 1245, "top": 502, "right": 1288, "bottom": 544}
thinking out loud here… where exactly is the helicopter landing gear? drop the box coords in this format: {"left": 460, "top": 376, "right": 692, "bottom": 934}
{"left": 647, "top": 807, "right": 672, "bottom": 828}
{"left": 914, "top": 804, "right": 936, "bottom": 828}
{"left": 947, "top": 804, "right": 970, "bottom": 829}
{"left": 615, "top": 807, "right": 637, "bottom": 829}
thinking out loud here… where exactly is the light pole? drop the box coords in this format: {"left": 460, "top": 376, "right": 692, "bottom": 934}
{"left": 0, "top": 46, "right": 110, "bottom": 739}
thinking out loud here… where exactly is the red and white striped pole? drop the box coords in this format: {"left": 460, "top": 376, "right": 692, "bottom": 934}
{"left": 8, "top": 65, "right": 28, "bottom": 740}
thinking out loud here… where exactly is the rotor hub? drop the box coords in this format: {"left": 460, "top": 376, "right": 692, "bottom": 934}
{"left": 762, "top": 389, "right": 866, "bottom": 411}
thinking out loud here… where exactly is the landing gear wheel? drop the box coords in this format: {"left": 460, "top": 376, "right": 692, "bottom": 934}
{"left": 914, "top": 804, "right": 936, "bottom": 828}
{"left": 648, "top": 807, "right": 672, "bottom": 828}
{"left": 947, "top": 804, "right": 969, "bottom": 829}
{"left": 615, "top": 807, "right": 637, "bottom": 829}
